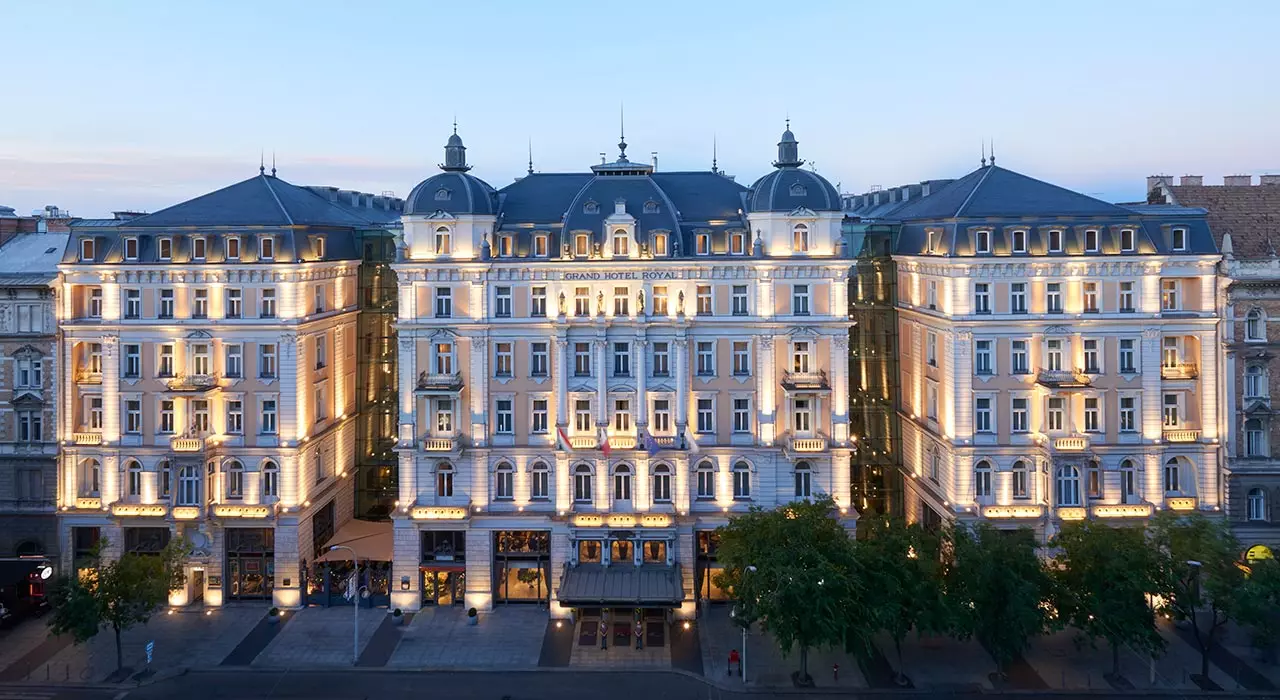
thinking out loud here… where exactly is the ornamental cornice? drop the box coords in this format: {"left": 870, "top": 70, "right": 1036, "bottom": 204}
{"left": 897, "top": 257, "right": 1215, "bottom": 279}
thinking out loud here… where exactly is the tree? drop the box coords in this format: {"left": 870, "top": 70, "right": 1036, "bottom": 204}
{"left": 947, "top": 524, "right": 1054, "bottom": 680}
{"left": 714, "top": 497, "right": 870, "bottom": 685}
{"left": 48, "top": 538, "right": 189, "bottom": 674}
{"left": 1149, "top": 511, "right": 1245, "bottom": 680}
{"left": 856, "top": 517, "right": 951, "bottom": 685}
{"left": 1050, "top": 521, "right": 1165, "bottom": 678}
{"left": 1237, "top": 557, "right": 1280, "bottom": 661}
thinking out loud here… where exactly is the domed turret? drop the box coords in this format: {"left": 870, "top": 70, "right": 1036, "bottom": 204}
{"left": 748, "top": 122, "right": 840, "bottom": 212}
{"left": 441, "top": 126, "right": 470, "bottom": 172}
{"left": 405, "top": 126, "right": 497, "bottom": 216}
{"left": 773, "top": 120, "right": 802, "bottom": 169}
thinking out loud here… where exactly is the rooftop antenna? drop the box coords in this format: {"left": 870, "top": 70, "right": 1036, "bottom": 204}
{"left": 712, "top": 135, "right": 719, "bottom": 174}
{"left": 981, "top": 140, "right": 987, "bottom": 167}
{"left": 618, "top": 103, "right": 628, "bottom": 159}
{"left": 271, "top": 151, "right": 277, "bottom": 177}
{"left": 527, "top": 138, "right": 534, "bottom": 175}
{"left": 260, "top": 150, "right": 265, "bottom": 175}
{"left": 453, "top": 115, "right": 458, "bottom": 135}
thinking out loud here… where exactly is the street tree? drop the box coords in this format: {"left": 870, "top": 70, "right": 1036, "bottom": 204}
{"left": 1149, "top": 511, "right": 1245, "bottom": 681}
{"left": 1050, "top": 521, "right": 1165, "bottom": 678}
{"left": 48, "top": 538, "right": 189, "bottom": 673}
{"left": 1237, "top": 557, "right": 1280, "bottom": 662}
{"left": 947, "top": 524, "right": 1054, "bottom": 680}
{"left": 856, "top": 517, "right": 951, "bottom": 685}
{"left": 714, "top": 497, "right": 871, "bottom": 686}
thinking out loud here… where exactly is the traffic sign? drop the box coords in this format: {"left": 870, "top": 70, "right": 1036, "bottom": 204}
{"left": 145, "top": 640, "right": 155, "bottom": 665}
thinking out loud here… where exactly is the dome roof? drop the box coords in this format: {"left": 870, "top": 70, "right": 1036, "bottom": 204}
{"left": 404, "top": 171, "right": 497, "bottom": 216}
{"left": 446, "top": 132, "right": 464, "bottom": 148}
{"left": 748, "top": 168, "right": 841, "bottom": 213}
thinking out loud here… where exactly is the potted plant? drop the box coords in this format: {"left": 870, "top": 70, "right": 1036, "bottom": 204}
{"left": 267, "top": 607, "right": 281, "bottom": 625}
{"left": 467, "top": 607, "right": 478, "bottom": 626}
{"left": 391, "top": 608, "right": 404, "bottom": 626}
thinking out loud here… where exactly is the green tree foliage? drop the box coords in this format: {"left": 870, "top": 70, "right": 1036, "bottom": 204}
{"left": 857, "top": 517, "right": 951, "bottom": 684}
{"left": 714, "top": 497, "right": 869, "bottom": 685}
{"left": 947, "top": 525, "right": 1053, "bottom": 679}
{"left": 1149, "top": 511, "right": 1244, "bottom": 679}
{"left": 48, "top": 538, "right": 190, "bottom": 673}
{"left": 1050, "top": 521, "right": 1165, "bottom": 676}
{"left": 1237, "top": 557, "right": 1280, "bottom": 661}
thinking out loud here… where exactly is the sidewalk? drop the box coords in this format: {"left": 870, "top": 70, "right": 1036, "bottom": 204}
{"left": 698, "top": 607, "right": 867, "bottom": 689}
{"left": 1022, "top": 628, "right": 1200, "bottom": 691}
{"left": 254, "top": 605, "right": 385, "bottom": 667}
{"left": 387, "top": 606, "right": 545, "bottom": 669}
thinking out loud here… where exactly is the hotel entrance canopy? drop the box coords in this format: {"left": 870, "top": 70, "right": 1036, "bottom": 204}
{"left": 557, "top": 563, "right": 684, "bottom": 607}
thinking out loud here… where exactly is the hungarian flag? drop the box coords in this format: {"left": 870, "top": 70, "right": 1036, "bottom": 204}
{"left": 557, "top": 426, "right": 574, "bottom": 451}
{"left": 598, "top": 426, "right": 612, "bottom": 457}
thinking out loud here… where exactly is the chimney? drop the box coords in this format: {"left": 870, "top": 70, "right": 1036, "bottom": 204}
{"left": 651, "top": 152, "right": 658, "bottom": 170}
{"left": 1261, "top": 175, "right": 1280, "bottom": 186}
{"left": 1180, "top": 175, "right": 1203, "bottom": 186}
{"left": 1224, "top": 175, "right": 1253, "bottom": 187}
{"left": 1146, "top": 175, "right": 1171, "bottom": 192}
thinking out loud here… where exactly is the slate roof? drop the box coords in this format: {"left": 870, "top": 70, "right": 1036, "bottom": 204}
{"left": 1159, "top": 183, "right": 1280, "bottom": 259}
{"left": 0, "top": 232, "right": 70, "bottom": 278}
{"left": 889, "top": 165, "right": 1132, "bottom": 220}
{"left": 557, "top": 564, "right": 684, "bottom": 606}
{"left": 124, "top": 172, "right": 376, "bottom": 228}
{"left": 747, "top": 167, "right": 842, "bottom": 213}
{"left": 404, "top": 171, "right": 497, "bottom": 216}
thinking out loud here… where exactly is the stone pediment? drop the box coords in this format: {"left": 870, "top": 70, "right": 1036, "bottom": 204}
{"left": 424, "top": 210, "right": 458, "bottom": 222}
{"left": 789, "top": 206, "right": 818, "bottom": 218}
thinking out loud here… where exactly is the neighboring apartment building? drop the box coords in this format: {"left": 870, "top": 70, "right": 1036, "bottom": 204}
{"left": 1150, "top": 173, "right": 1280, "bottom": 560}
{"left": 848, "top": 164, "right": 1223, "bottom": 541}
{"left": 389, "top": 127, "right": 853, "bottom": 617}
{"left": 0, "top": 229, "right": 66, "bottom": 559}
{"left": 57, "top": 171, "right": 400, "bottom": 608}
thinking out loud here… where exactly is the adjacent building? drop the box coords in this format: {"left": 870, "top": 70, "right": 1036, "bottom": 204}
{"left": 1149, "top": 173, "right": 1280, "bottom": 560}
{"left": 848, "top": 163, "right": 1224, "bottom": 540}
{"left": 389, "top": 127, "right": 854, "bottom": 618}
{"left": 57, "top": 172, "right": 400, "bottom": 608}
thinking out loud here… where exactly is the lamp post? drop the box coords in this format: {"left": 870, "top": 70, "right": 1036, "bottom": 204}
{"left": 742, "top": 565, "right": 757, "bottom": 684}
{"left": 330, "top": 545, "right": 360, "bottom": 664}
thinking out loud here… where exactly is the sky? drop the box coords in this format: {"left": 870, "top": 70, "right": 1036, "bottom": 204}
{"left": 2, "top": 0, "right": 1278, "bottom": 218}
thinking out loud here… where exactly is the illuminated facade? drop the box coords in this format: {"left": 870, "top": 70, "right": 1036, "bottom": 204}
{"left": 390, "top": 127, "right": 854, "bottom": 615}
{"left": 847, "top": 164, "right": 1224, "bottom": 540}
{"left": 56, "top": 172, "right": 401, "bottom": 607}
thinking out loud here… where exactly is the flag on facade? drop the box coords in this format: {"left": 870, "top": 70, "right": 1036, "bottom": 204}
{"left": 684, "top": 427, "right": 701, "bottom": 454}
{"left": 599, "top": 426, "right": 612, "bottom": 457}
{"left": 557, "top": 426, "right": 574, "bottom": 451}
{"left": 641, "top": 428, "right": 662, "bottom": 457}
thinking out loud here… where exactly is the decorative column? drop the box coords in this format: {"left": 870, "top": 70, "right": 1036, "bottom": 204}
{"left": 1140, "top": 328, "right": 1163, "bottom": 441}
{"left": 594, "top": 338, "right": 608, "bottom": 426}
{"left": 101, "top": 335, "right": 120, "bottom": 444}
{"left": 470, "top": 336, "right": 488, "bottom": 446}
{"left": 293, "top": 334, "right": 308, "bottom": 442}
{"left": 674, "top": 337, "right": 689, "bottom": 435}
{"left": 554, "top": 336, "right": 569, "bottom": 427}
{"left": 831, "top": 334, "right": 850, "bottom": 444}
{"left": 278, "top": 335, "right": 299, "bottom": 443}
{"left": 758, "top": 335, "right": 776, "bottom": 446}
{"left": 595, "top": 456, "right": 609, "bottom": 512}
{"left": 949, "top": 330, "right": 972, "bottom": 441}
{"left": 1198, "top": 328, "right": 1218, "bottom": 441}
{"left": 397, "top": 337, "right": 416, "bottom": 439}
{"left": 634, "top": 338, "right": 648, "bottom": 428}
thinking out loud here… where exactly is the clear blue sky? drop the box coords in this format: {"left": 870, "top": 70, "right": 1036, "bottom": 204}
{"left": 3, "top": 0, "right": 1278, "bottom": 217}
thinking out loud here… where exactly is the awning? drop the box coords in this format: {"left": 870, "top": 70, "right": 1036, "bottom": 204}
{"left": 558, "top": 564, "right": 684, "bottom": 607}
{"left": 315, "top": 519, "right": 393, "bottom": 563}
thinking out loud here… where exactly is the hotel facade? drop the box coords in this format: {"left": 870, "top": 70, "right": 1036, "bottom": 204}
{"left": 388, "top": 128, "right": 854, "bottom": 616}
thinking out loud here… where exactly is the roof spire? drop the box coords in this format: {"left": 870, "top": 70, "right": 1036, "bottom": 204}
{"left": 989, "top": 139, "right": 996, "bottom": 166}
{"left": 712, "top": 134, "right": 719, "bottom": 174}
{"left": 260, "top": 151, "right": 265, "bottom": 175}
{"left": 618, "top": 103, "right": 628, "bottom": 161}
{"left": 981, "top": 140, "right": 987, "bottom": 167}
{"left": 774, "top": 119, "right": 802, "bottom": 169}
{"left": 527, "top": 138, "right": 534, "bottom": 176}
{"left": 271, "top": 151, "right": 276, "bottom": 177}
{"left": 453, "top": 115, "right": 457, "bottom": 135}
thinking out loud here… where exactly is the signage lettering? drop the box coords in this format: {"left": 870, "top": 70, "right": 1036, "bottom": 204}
{"left": 563, "top": 271, "right": 678, "bottom": 281}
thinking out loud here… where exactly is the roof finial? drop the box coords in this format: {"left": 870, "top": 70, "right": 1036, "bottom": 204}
{"left": 260, "top": 151, "right": 265, "bottom": 175}
{"left": 786, "top": 114, "right": 790, "bottom": 131}
{"left": 618, "top": 103, "right": 628, "bottom": 159}
{"left": 712, "top": 135, "right": 718, "bottom": 174}
{"left": 271, "top": 151, "right": 276, "bottom": 177}
{"left": 989, "top": 139, "right": 996, "bottom": 166}
{"left": 527, "top": 138, "right": 534, "bottom": 176}
{"left": 453, "top": 115, "right": 457, "bottom": 135}
{"left": 981, "top": 140, "right": 987, "bottom": 167}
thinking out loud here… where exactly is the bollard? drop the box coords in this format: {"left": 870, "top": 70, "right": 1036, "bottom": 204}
{"left": 833, "top": 663, "right": 839, "bottom": 682}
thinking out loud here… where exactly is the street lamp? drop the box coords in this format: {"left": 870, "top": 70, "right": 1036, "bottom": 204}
{"left": 330, "top": 545, "right": 361, "bottom": 665}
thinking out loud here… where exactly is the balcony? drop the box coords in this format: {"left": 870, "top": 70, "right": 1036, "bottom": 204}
{"left": 982, "top": 504, "right": 1045, "bottom": 519}
{"left": 1161, "top": 363, "right": 1199, "bottom": 380}
{"left": 1092, "top": 503, "right": 1154, "bottom": 519}
{"left": 609, "top": 435, "right": 638, "bottom": 450}
{"left": 1163, "top": 429, "right": 1201, "bottom": 443}
{"left": 165, "top": 373, "right": 221, "bottom": 392}
{"left": 790, "top": 436, "right": 827, "bottom": 453}
{"left": 75, "top": 369, "right": 102, "bottom": 385}
{"left": 73, "top": 432, "right": 103, "bottom": 446}
{"left": 1036, "top": 369, "right": 1092, "bottom": 388}
{"left": 422, "top": 437, "right": 456, "bottom": 452}
{"left": 170, "top": 436, "right": 204, "bottom": 452}
{"left": 1167, "top": 496, "right": 1198, "bottom": 511}
{"left": 416, "top": 371, "right": 464, "bottom": 392}
{"left": 1052, "top": 435, "right": 1090, "bottom": 452}
{"left": 782, "top": 370, "right": 830, "bottom": 391}
{"left": 111, "top": 503, "right": 169, "bottom": 518}
{"left": 570, "top": 435, "right": 598, "bottom": 450}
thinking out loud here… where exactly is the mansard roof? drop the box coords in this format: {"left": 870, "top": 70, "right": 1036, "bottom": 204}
{"left": 890, "top": 165, "right": 1133, "bottom": 220}
{"left": 123, "top": 172, "right": 380, "bottom": 228}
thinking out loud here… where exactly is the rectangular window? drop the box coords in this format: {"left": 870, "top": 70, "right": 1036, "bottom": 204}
{"left": 1084, "top": 397, "right": 1100, "bottom": 432}
{"left": 125, "top": 400, "right": 142, "bottom": 434}
{"left": 730, "top": 231, "right": 746, "bottom": 255}
{"left": 1046, "top": 282, "right": 1062, "bottom": 313}
{"left": 697, "top": 467, "right": 715, "bottom": 499}
{"left": 1085, "top": 228, "right": 1099, "bottom": 253}
{"left": 1010, "top": 282, "right": 1027, "bottom": 313}
{"left": 653, "top": 233, "right": 668, "bottom": 256}
{"left": 532, "top": 399, "right": 548, "bottom": 434}
{"left": 124, "top": 237, "right": 139, "bottom": 260}
{"left": 574, "top": 233, "right": 590, "bottom": 257}
{"left": 612, "top": 342, "right": 630, "bottom": 376}
{"left": 495, "top": 399, "right": 513, "bottom": 434}
{"left": 226, "top": 288, "right": 242, "bottom": 318}
{"left": 530, "top": 342, "right": 548, "bottom": 377}
{"left": 315, "top": 284, "right": 328, "bottom": 317}
{"left": 732, "top": 341, "right": 750, "bottom": 376}
{"left": 696, "top": 285, "right": 712, "bottom": 315}
{"left": 1083, "top": 339, "right": 1100, "bottom": 373}
{"left": 226, "top": 237, "right": 240, "bottom": 260}
{"left": 613, "top": 399, "right": 631, "bottom": 432}
{"left": 314, "top": 334, "right": 327, "bottom": 369}
{"left": 434, "top": 343, "right": 453, "bottom": 375}
{"left": 613, "top": 286, "right": 629, "bottom": 317}
{"left": 89, "top": 288, "right": 102, "bottom": 318}
{"left": 792, "top": 284, "right": 810, "bottom": 316}
{"left": 653, "top": 286, "right": 668, "bottom": 315}
{"left": 1047, "top": 397, "right": 1065, "bottom": 431}
{"left": 926, "top": 384, "right": 938, "bottom": 420}
{"left": 159, "top": 289, "right": 176, "bottom": 319}
{"left": 1083, "top": 282, "right": 1099, "bottom": 312}
{"left": 1163, "top": 337, "right": 1180, "bottom": 367}
{"left": 1120, "top": 396, "right": 1137, "bottom": 432}
{"left": 531, "top": 286, "right": 547, "bottom": 317}
{"left": 653, "top": 399, "right": 671, "bottom": 433}
{"left": 696, "top": 341, "right": 714, "bottom": 376}
{"left": 192, "top": 237, "right": 206, "bottom": 260}
{"left": 973, "top": 283, "right": 991, "bottom": 314}
{"left": 1121, "top": 228, "right": 1135, "bottom": 252}
{"left": 124, "top": 289, "right": 141, "bottom": 319}
{"left": 158, "top": 237, "right": 172, "bottom": 260}
{"left": 192, "top": 399, "right": 210, "bottom": 433}
{"left": 260, "top": 288, "right": 276, "bottom": 318}
{"left": 696, "top": 232, "right": 710, "bottom": 255}
{"left": 652, "top": 342, "right": 670, "bottom": 376}
{"left": 261, "top": 399, "right": 277, "bottom": 434}
{"left": 733, "top": 398, "right": 751, "bottom": 432}
{"left": 1161, "top": 280, "right": 1180, "bottom": 311}
{"left": 975, "top": 229, "right": 991, "bottom": 253}
{"left": 1011, "top": 340, "right": 1029, "bottom": 374}
{"left": 158, "top": 344, "right": 174, "bottom": 377}
{"left": 314, "top": 384, "right": 327, "bottom": 421}
{"left": 435, "top": 288, "right": 452, "bottom": 318}
{"left": 1012, "top": 229, "right": 1027, "bottom": 253}
{"left": 1172, "top": 227, "right": 1187, "bottom": 251}
{"left": 1163, "top": 393, "right": 1180, "bottom": 427}
{"left": 16, "top": 358, "right": 41, "bottom": 388}
{"left": 259, "top": 237, "right": 274, "bottom": 260}
{"left": 499, "top": 235, "right": 513, "bottom": 257}
{"left": 1046, "top": 339, "right": 1063, "bottom": 371}
{"left": 574, "top": 342, "right": 591, "bottom": 376}
{"left": 192, "top": 288, "right": 208, "bottom": 319}
{"left": 793, "top": 398, "right": 812, "bottom": 433}
{"left": 975, "top": 397, "right": 992, "bottom": 433}
{"left": 1011, "top": 398, "right": 1028, "bottom": 432}
{"left": 494, "top": 342, "right": 513, "bottom": 377}
{"left": 926, "top": 280, "right": 938, "bottom": 310}
{"left": 225, "top": 344, "right": 242, "bottom": 378}
{"left": 575, "top": 399, "right": 593, "bottom": 433}
{"left": 1119, "top": 281, "right": 1135, "bottom": 312}
{"left": 1048, "top": 229, "right": 1063, "bottom": 252}
{"left": 1013, "top": 466, "right": 1028, "bottom": 498}
{"left": 435, "top": 399, "right": 453, "bottom": 434}
{"left": 533, "top": 234, "right": 547, "bottom": 258}
{"left": 495, "top": 286, "right": 512, "bottom": 318}
{"left": 732, "top": 285, "right": 748, "bottom": 315}
{"left": 123, "top": 344, "right": 141, "bottom": 378}
{"left": 574, "top": 287, "right": 590, "bottom": 317}
{"left": 159, "top": 399, "right": 175, "bottom": 433}
{"left": 227, "top": 400, "right": 243, "bottom": 434}
{"left": 259, "top": 343, "right": 277, "bottom": 379}
{"left": 792, "top": 341, "right": 811, "bottom": 373}
{"left": 697, "top": 398, "right": 714, "bottom": 433}
{"left": 926, "top": 331, "right": 937, "bottom": 367}
{"left": 975, "top": 340, "right": 993, "bottom": 375}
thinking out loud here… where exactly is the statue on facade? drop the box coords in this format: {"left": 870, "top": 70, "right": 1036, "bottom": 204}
{"left": 597, "top": 290, "right": 605, "bottom": 315}
{"left": 637, "top": 289, "right": 645, "bottom": 314}
{"left": 558, "top": 291, "right": 567, "bottom": 316}
{"left": 677, "top": 290, "right": 685, "bottom": 315}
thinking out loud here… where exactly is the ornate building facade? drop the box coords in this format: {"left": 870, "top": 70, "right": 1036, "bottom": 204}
{"left": 389, "top": 127, "right": 854, "bottom": 616}
{"left": 57, "top": 173, "right": 400, "bottom": 608}
{"left": 848, "top": 164, "right": 1224, "bottom": 540}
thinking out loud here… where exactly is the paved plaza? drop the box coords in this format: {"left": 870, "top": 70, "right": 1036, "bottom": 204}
{"left": 386, "top": 606, "right": 546, "bottom": 669}
{"left": 254, "top": 605, "right": 384, "bottom": 668}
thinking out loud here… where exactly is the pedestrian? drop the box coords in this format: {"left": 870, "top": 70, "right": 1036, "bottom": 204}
{"left": 728, "top": 649, "right": 740, "bottom": 677}
{"left": 599, "top": 619, "right": 608, "bottom": 650}
{"left": 634, "top": 622, "right": 644, "bottom": 650}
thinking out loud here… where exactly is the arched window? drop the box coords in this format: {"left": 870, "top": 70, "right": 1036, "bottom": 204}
{"left": 1056, "top": 465, "right": 1081, "bottom": 507}
{"left": 494, "top": 462, "right": 514, "bottom": 500}
{"left": 126, "top": 460, "right": 143, "bottom": 498}
{"left": 530, "top": 461, "right": 549, "bottom": 500}
{"left": 177, "top": 466, "right": 201, "bottom": 506}
{"left": 15, "top": 541, "right": 43, "bottom": 557}
{"left": 1247, "top": 309, "right": 1265, "bottom": 341}
{"left": 1120, "top": 459, "right": 1137, "bottom": 502}
{"left": 1011, "top": 460, "right": 1029, "bottom": 499}
{"left": 1248, "top": 488, "right": 1268, "bottom": 521}
{"left": 613, "top": 464, "right": 632, "bottom": 503}
{"left": 434, "top": 187, "right": 451, "bottom": 202}
{"left": 643, "top": 200, "right": 660, "bottom": 214}
{"left": 436, "top": 462, "right": 454, "bottom": 498}
{"left": 158, "top": 459, "right": 172, "bottom": 499}
{"left": 573, "top": 464, "right": 593, "bottom": 503}
{"left": 434, "top": 226, "right": 451, "bottom": 256}
{"left": 1247, "top": 419, "right": 1267, "bottom": 457}
{"left": 612, "top": 228, "right": 629, "bottom": 256}
{"left": 226, "top": 460, "right": 244, "bottom": 498}
{"left": 733, "top": 461, "right": 751, "bottom": 500}
{"left": 974, "top": 460, "right": 992, "bottom": 500}
{"left": 207, "top": 460, "right": 218, "bottom": 504}
{"left": 1246, "top": 365, "right": 1265, "bottom": 398}
{"left": 695, "top": 460, "right": 715, "bottom": 500}
{"left": 261, "top": 460, "right": 279, "bottom": 499}
{"left": 1163, "top": 458, "right": 1181, "bottom": 494}
{"left": 793, "top": 223, "right": 809, "bottom": 252}
{"left": 652, "top": 464, "right": 672, "bottom": 503}
{"left": 789, "top": 182, "right": 808, "bottom": 197}
{"left": 794, "top": 461, "right": 812, "bottom": 498}
{"left": 79, "top": 458, "right": 101, "bottom": 497}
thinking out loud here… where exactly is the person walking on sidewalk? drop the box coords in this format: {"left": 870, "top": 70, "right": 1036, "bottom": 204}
{"left": 634, "top": 622, "right": 644, "bottom": 650}
{"left": 728, "top": 649, "right": 740, "bottom": 677}
{"left": 599, "top": 620, "right": 608, "bottom": 650}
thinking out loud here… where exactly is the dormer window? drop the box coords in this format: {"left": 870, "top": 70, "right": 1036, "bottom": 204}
{"left": 157, "top": 237, "right": 172, "bottom": 261}
{"left": 974, "top": 229, "right": 991, "bottom": 254}
{"left": 643, "top": 200, "right": 660, "bottom": 214}
{"left": 123, "top": 237, "right": 139, "bottom": 260}
{"left": 792, "top": 223, "right": 809, "bottom": 253}
{"left": 1084, "top": 229, "right": 1099, "bottom": 253}
{"left": 192, "top": 237, "right": 206, "bottom": 261}
{"left": 435, "top": 226, "right": 451, "bottom": 255}
{"left": 653, "top": 233, "right": 668, "bottom": 257}
{"left": 533, "top": 233, "right": 548, "bottom": 257}
{"left": 575, "top": 233, "right": 590, "bottom": 257}
{"left": 926, "top": 231, "right": 940, "bottom": 254}
{"left": 696, "top": 232, "right": 711, "bottom": 255}
{"left": 80, "top": 238, "right": 96, "bottom": 261}
{"left": 1120, "top": 228, "right": 1136, "bottom": 252}
{"left": 226, "top": 237, "right": 240, "bottom": 260}
{"left": 789, "top": 183, "right": 807, "bottom": 196}
{"left": 730, "top": 231, "right": 746, "bottom": 255}
{"left": 259, "top": 236, "right": 274, "bottom": 260}
{"left": 1172, "top": 227, "right": 1187, "bottom": 251}
{"left": 434, "top": 188, "right": 451, "bottom": 201}
{"left": 1011, "top": 229, "right": 1027, "bottom": 253}
{"left": 313, "top": 236, "right": 326, "bottom": 259}
{"left": 1047, "top": 229, "right": 1063, "bottom": 253}
{"left": 498, "top": 235, "right": 513, "bottom": 257}
{"left": 583, "top": 200, "right": 599, "bottom": 214}
{"left": 612, "top": 229, "right": 629, "bottom": 256}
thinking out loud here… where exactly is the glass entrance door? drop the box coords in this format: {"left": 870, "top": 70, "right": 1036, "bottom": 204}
{"left": 422, "top": 570, "right": 465, "bottom": 606}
